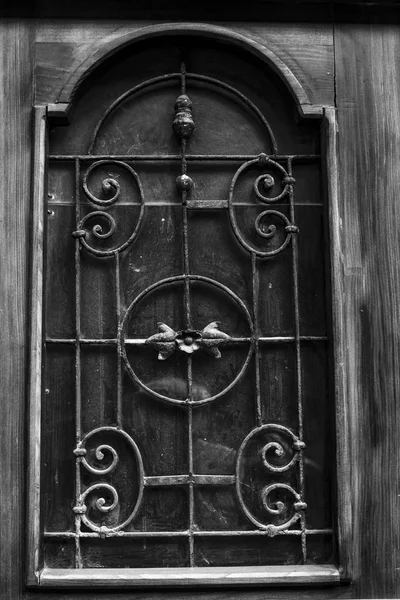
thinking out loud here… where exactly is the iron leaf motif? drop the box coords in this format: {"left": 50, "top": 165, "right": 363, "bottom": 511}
{"left": 145, "top": 323, "right": 176, "bottom": 360}
{"left": 145, "top": 321, "right": 231, "bottom": 360}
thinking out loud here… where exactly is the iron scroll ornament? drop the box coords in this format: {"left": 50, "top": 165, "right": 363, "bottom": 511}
{"left": 72, "top": 160, "right": 145, "bottom": 257}
{"left": 228, "top": 153, "right": 298, "bottom": 258}
{"left": 235, "top": 423, "right": 307, "bottom": 535}
{"left": 73, "top": 427, "right": 144, "bottom": 534}
{"left": 73, "top": 424, "right": 307, "bottom": 537}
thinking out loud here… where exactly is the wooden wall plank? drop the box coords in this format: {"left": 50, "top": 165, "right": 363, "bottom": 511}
{"left": 0, "top": 19, "right": 33, "bottom": 600}
{"left": 335, "top": 23, "right": 400, "bottom": 599}
{"left": 34, "top": 20, "right": 334, "bottom": 108}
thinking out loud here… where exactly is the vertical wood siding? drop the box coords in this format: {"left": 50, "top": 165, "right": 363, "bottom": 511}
{"left": 335, "top": 23, "right": 400, "bottom": 599}
{"left": 0, "top": 19, "right": 33, "bottom": 600}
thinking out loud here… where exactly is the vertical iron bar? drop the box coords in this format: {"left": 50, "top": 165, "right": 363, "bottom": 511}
{"left": 188, "top": 398, "right": 194, "bottom": 567}
{"left": 288, "top": 157, "right": 306, "bottom": 563}
{"left": 252, "top": 252, "right": 262, "bottom": 427}
{"left": 74, "top": 158, "right": 82, "bottom": 568}
{"left": 179, "top": 61, "right": 195, "bottom": 566}
{"left": 115, "top": 251, "right": 122, "bottom": 428}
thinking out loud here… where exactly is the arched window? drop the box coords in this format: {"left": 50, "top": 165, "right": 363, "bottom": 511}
{"left": 28, "top": 25, "right": 344, "bottom": 587}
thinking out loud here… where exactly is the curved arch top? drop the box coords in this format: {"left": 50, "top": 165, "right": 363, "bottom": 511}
{"left": 57, "top": 23, "right": 322, "bottom": 118}
{"left": 88, "top": 71, "right": 278, "bottom": 154}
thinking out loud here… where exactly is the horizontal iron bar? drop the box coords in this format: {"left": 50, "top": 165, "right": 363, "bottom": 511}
{"left": 48, "top": 201, "right": 324, "bottom": 207}
{"left": 259, "top": 336, "right": 328, "bottom": 343}
{"left": 144, "top": 474, "right": 235, "bottom": 486}
{"left": 48, "top": 154, "right": 320, "bottom": 162}
{"left": 46, "top": 338, "right": 117, "bottom": 344}
{"left": 44, "top": 528, "right": 333, "bottom": 539}
{"left": 187, "top": 200, "right": 228, "bottom": 209}
{"left": 192, "top": 528, "right": 333, "bottom": 537}
{"left": 46, "top": 336, "right": 328, "bottom": 345}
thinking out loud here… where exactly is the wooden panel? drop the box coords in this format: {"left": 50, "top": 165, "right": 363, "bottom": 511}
{"left": 34, "top": 21, "right": 334, "bottom": 109}
{"left": 0, "top": 20, "right": 34, "bottom": 600}
{"left": 335, "top": 23, "right": 400, "bottom": 598}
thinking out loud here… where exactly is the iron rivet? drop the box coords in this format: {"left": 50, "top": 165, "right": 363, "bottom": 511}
{"left": 176, "top": 174, "right": 193, "bottom": 192}
{"left": 258, "top": 153, "right": 269, "bottom": 166}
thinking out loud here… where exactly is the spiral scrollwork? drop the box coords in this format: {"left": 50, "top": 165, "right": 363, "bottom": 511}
{"left": 74, "top": 210, "right": 117, "bottom": 243}
{"left": 73, "top": 427, "right": 145, "bottom": 534}
{"left": 82, "top": 161, "right": 125, "bottom": 206}
{"left": 74, "top": 440, "right": 119, "bottom": 476}
{"left": 236, "top": 424, "right": 306, "bottom": 532}
{"left": 229, "top": 155, "right": 298, "bottom": 258}
{"left": 73, "top": 160, "right": 145, "bottom": 256}
{"left": 253, "top": 157, "right": 295, "bottom": 204}
{"left": 81, "top": 483, "right": 119, "bottom": 513}
{"left": 259, "top": 424, "right": 304, "bottom": 473}
{"left": 254, "top": 210, "right": 297, "bottom": 256}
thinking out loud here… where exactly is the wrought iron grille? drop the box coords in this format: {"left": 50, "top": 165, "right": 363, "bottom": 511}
{"left": 43, "top": 58, "right": 332, "bottom": 570}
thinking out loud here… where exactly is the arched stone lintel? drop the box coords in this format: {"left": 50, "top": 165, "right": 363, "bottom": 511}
{"left": 55, "top": 22, "right": 324, "bottom": 119}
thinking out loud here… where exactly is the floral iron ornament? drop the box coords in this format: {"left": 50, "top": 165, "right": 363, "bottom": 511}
{"left": 145, "top": 322, "right": 231, "bottom": 360}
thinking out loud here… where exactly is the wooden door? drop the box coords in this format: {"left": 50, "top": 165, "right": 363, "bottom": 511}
{"left": 5, "top": 12, "right": 400, "bottom": 598}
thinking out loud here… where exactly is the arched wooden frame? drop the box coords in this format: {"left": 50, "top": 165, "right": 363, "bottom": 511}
{"left": 28, "top": 23, "right": 349, "bottom": 588}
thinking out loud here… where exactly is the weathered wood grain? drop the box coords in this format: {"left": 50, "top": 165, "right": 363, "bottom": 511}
{"left": 0, "top": 19, "right": 33, "bottom": 600}
{"left": 335, "top": 23, "right": 400, "bottom": 598}
{"left": 1, "top": 12, "right": 399, "bottom": 600}
{"left": 323, "top": 107, "right": 353, "bottom": 582}
{"left": 34, "top": 21, "right": 334, "bottom": 109}
{"left": 39, "top": 565, "right": 340, "bottom": 587}
{"left": 27, "top": 106, "right": 47, "bottom": 586}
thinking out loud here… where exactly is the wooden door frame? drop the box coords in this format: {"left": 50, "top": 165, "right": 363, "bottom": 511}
{"left": 27, "top": 21, "right": 348, "bottom": 590}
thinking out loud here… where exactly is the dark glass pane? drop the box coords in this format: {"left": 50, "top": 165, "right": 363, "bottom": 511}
{"left": 43, "top": 36, "right": 333, "bottom": 572}
{"left": 133, "top": 488, "right": 188, "bottom": 532}
{"left": 134, "top": 161, "right": 180, "bottom": 205}
{"left": 43, "top": 345, "right": 75, "bottom": 532}
{"left": 120, "top": 206, "right": 183, "bottom": 308}
{"left": 46, "top": 204, "right": 75, "bottom": 338}
{"left": 258, "top": 251, "right": 294, "bottom": 336}
{"left": 297, "top": 206, "right": 328, "bottom": 336}
{"left": 81, "top": 346, "right": 118, "bottom": 432}
{"left": 194, "top": 486, "right": 252, "bottom": 531}
{"left": 122, "top": 372, "right": 189, "bottom": 476}
{"left": 189, "top": 162, "right": 240, "bottom": 201}
{"left": 94, "top": 84, "right": 178, "bottom": 155}
{"left": 188, "top": 209, "right": 253, "bottom": 309}
{"left": 192, "top": 363, "right": 255, "bottom": 473}
{"left": 81, "top": 538, "right": 189, "bottom": 568}
{"left": 44, "top": 541, "right": 75, "bottom": 569}
{"left": 292, "top": 161, "right": 322, "bottom": 205}
{"left": 194, "top": 536, "right": 303, "bottom": 567}
{"left": 80, "top": 253, "right": 117, "bottom": 339}
{"left": 302, "top": 342, "right": 332, "bottom": 529}
{"left": 48, "top": 161, "right": 75, "bottom": 204}
{"left": 306, "top": 534, "right": 335, "bottom": 564}
{"left": 260, "top": 345, "right": 298, "bottom": 428}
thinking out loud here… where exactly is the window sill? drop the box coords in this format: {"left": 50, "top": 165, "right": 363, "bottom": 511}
{"left": 38, "top": 565, "right": 340, "bottom": 588}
